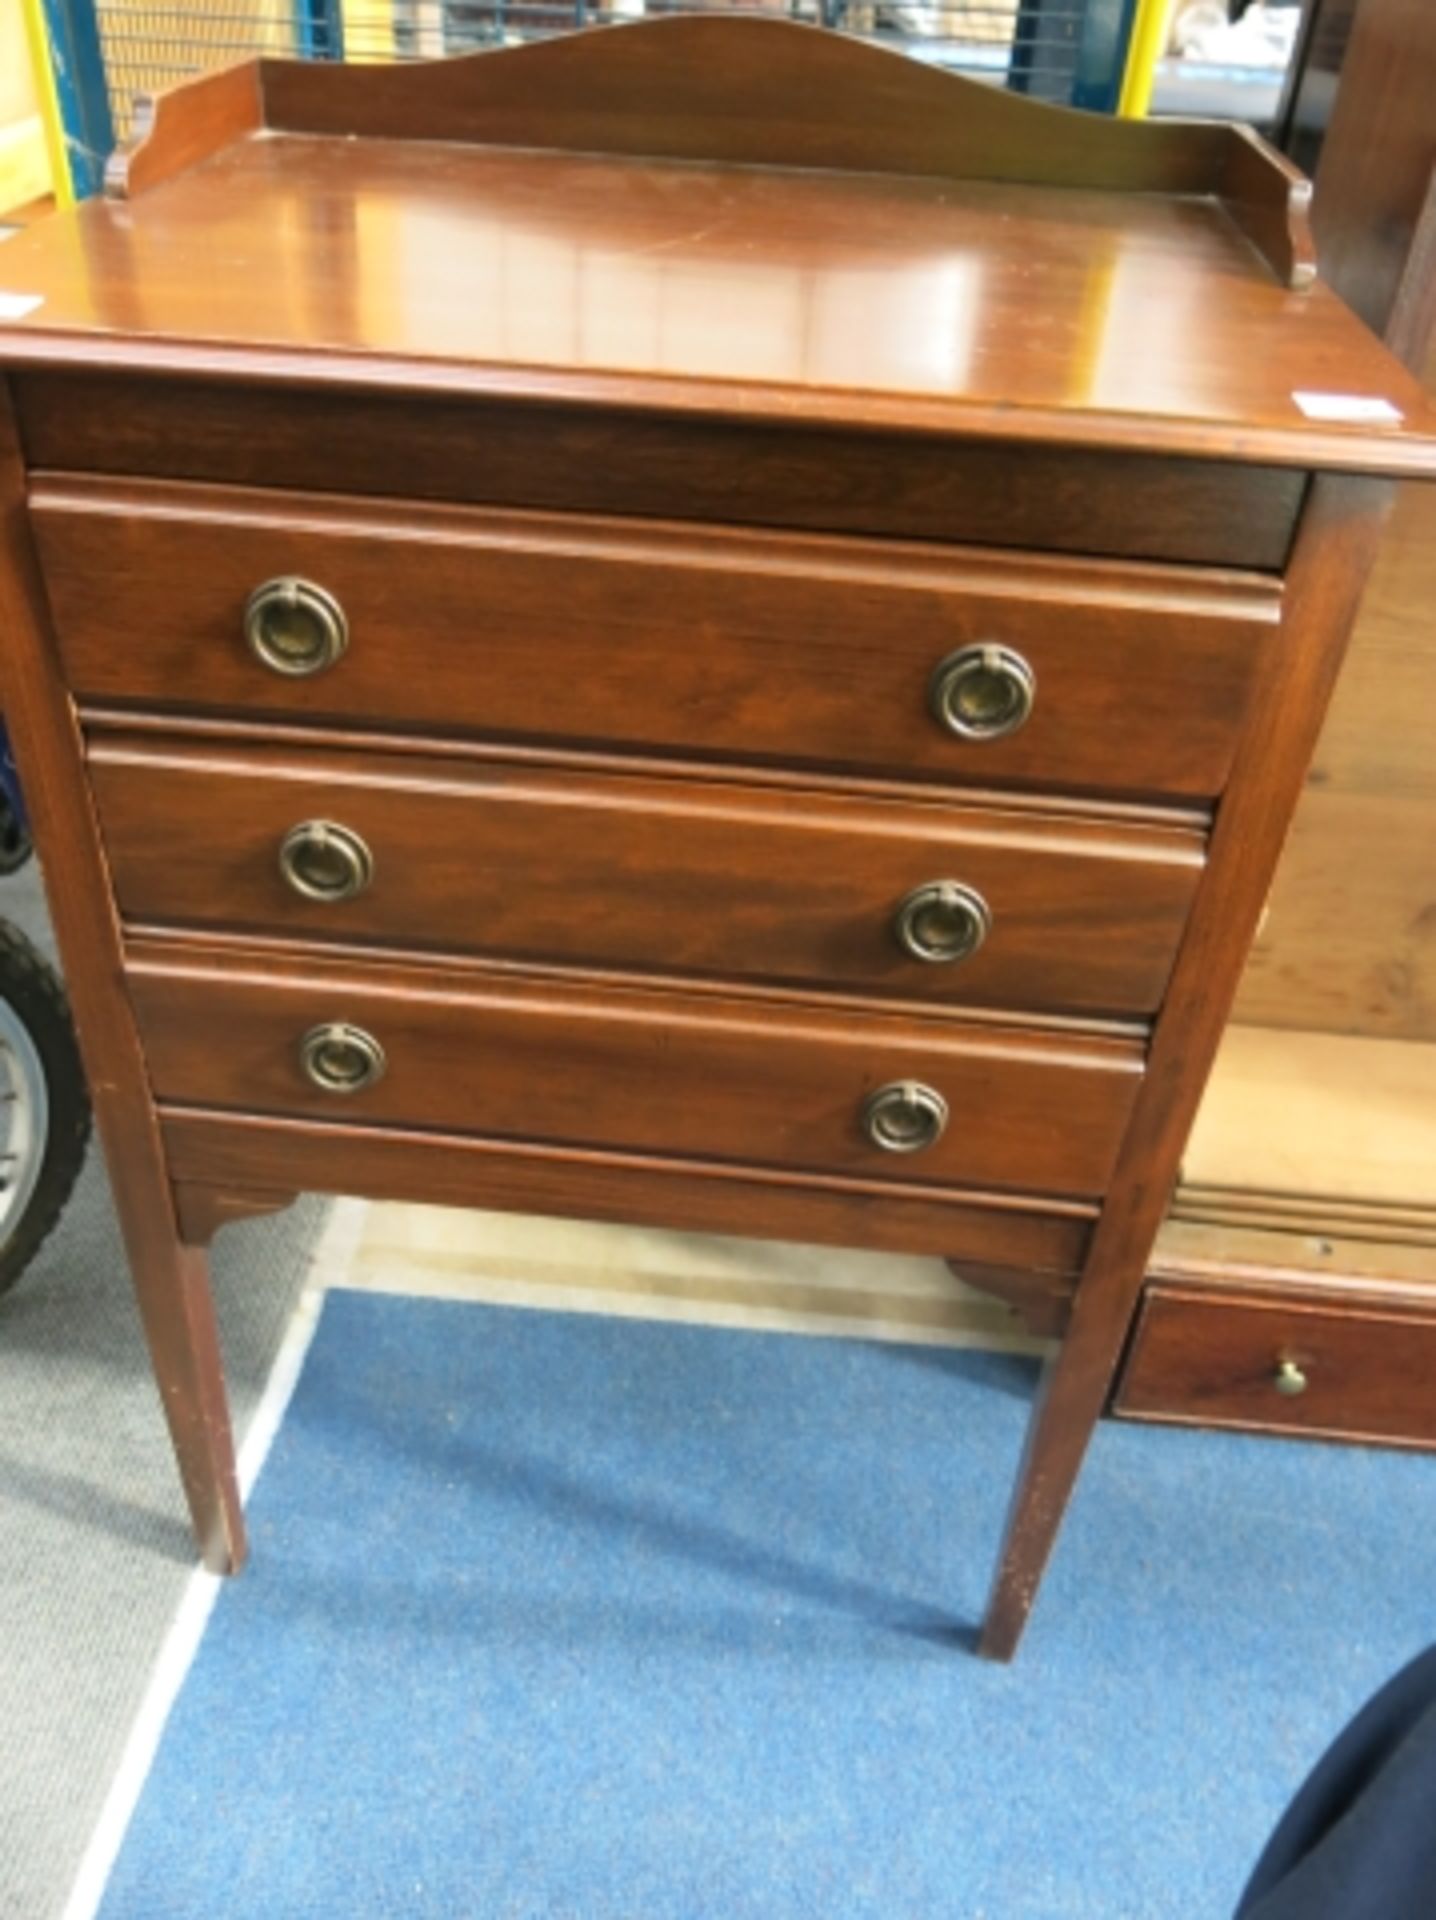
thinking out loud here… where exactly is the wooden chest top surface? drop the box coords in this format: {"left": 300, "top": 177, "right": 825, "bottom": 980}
{"left": 0, "top": 17, "right": 1433, "bottom": 471}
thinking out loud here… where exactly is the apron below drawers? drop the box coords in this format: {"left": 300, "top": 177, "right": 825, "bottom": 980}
{"left": 125, "top": 939, "right": 1144, "bottom": 1200}
{"left": 90, "top": 732, "right": 1204, "bottom": 1020}
{"left": 161, "top": 1106, "right": 1095, "bottom": 1274}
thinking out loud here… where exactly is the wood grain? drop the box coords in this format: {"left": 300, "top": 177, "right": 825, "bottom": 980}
{"left": 978, "top": 473, "right": 1394, "bottom": 1658}
{"left": 4, "top": 73, "right": 1435, "bottom": 471}
{"left": 34, "top": 476, "right": 1278, "bottom": 800}
{"left": 256, "top": 22, "right": 1221, "bottom": 189}
{"left": 1221, "top": 123, "right": 1317, "bottom": 291}
{"left": 1384, "top": 166, "right": 1436, "bottom": 374}
{"left": 1153, "top": 1215, "right": 1436, "bottom": 1298}
{"left": 125, "top": 937, "right": 1144, "bottom": 1201}
{"left": 105, "top": 62, "right": 261, "bottom": 202}
{"left": 171, "top": 1181, "right": 297, "bottom": 1249}
{"left": 77, "top": 707, "right": 1212, "bottom": 836}
{"left": 1238, "top": 784, "right": 1436, "bottom": 1035}
{"left": 88, "top": 730, "right": 1204, "bottom": 1019}
{"left": 100, "top": 19, "right": 1230, "bottom": 192}
{"left": 0, "top": 382, "right": 245, "bottom": 1573}
{"left": 18, "top": 380, "right": 1309, "bottom": 573}
{"left": 945, "top": 1259, "right": 1075, "bottom": 1337}
{"left": 252, "top": 21, "right": 1313, "bottom": 292}
{"left": 1233, "top": 35, "right": 1436, "bottom": 1041}
{"left": 162, "top": 1106, "right": 1094, "bottom": 1273}
{"left": 1180, "top": 1025, "right": 1436, "bottom": 1211}
{"left": 1311, "top": 0, "right": 1436, "bottom": 336}
{"left": 1116, "top": 1282, "right": 1436, "bottom": 1449}
{"left": 1171, "top": 1190, "right": 1436, "bottom": 1248}
{"left": 1236, "top": 338, "right": 1436, "bottom": 1037}
{"left": 0, "top": 26, "right": 1424, "bottom": 1652}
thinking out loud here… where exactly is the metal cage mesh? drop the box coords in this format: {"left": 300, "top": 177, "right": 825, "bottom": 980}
{"left": 95, "top": 0, "right": 1107, "bottom": 140}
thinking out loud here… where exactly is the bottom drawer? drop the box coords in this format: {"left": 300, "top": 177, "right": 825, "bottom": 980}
{"left": 125, "top": 938, "right": 1141, "bottom": 1199}
{"left": 1115, "top": 1283, "right": 1436, "bottom": 1449}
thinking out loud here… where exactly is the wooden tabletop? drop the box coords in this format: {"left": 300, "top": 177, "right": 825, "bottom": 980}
{"left": 2, "top": 27, "right": 1434, "bottom": 472}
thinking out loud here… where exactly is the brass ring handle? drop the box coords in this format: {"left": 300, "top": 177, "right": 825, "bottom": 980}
{"left": 861, "top": 1080, "right": 949, "bottom": 1154}
{"left": 1273, "top": 1358, "right": 1309, "bottom": 1397}
{"left": 279, "top": 821, "right": 375, "bottom": 903}
{"left": 244, "top": 577, "right": 349, "bottom": 677}
{"left": 894, "top": 881, "right": 992, "bottom": 965}
{"left": 299, "top": 1022, "right": 386, "bottom": 1095}
{"left": 929, "top": 644, "right": 1036, "bottom": 742}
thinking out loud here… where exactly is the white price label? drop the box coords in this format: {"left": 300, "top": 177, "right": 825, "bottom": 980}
{"left": 1293, "top": 391, "right": 1404, "bottom": 425}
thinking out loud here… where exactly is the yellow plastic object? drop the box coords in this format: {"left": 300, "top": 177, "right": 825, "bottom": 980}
{"left": 0, "top": 111, "right": 51, "bottom": 219}
{"left": 1118, "top": 0, "right": 1173, "bottom": 120}
{"left": 341, "top": 0, "right": 395, "bottom": 62}
{"left": 17, "top": 0, "right": 72, "bottom": 208}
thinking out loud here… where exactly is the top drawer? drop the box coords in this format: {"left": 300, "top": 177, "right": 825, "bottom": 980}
{"left": 31, "top": 479, "right": 1279, "bottom": 803}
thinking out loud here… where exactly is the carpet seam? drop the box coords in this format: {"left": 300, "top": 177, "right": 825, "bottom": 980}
{"left": 57, "top": 1196, "right": 371, "bottom": 1920}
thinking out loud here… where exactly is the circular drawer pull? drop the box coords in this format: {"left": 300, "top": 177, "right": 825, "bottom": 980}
{"left": 1273, "top": 1358, "right": 1309, "bottom": 1397}
{"left": 244, "top": 577, "right": 349, "bottom": 677}
{"left": 894, "top": 881, "right": 991, "bottom": 965}
{"left": 929, "top": 644, "right": 1035, "bottom": 741}
{"left": 862, "top": 1080, "right": 949, "bottom": 1154}
{"left": 299, "top": 1022, "right": 386, "bottom": 1094}
{"left": 279, "top": 821, "right": 374, "bottom": 903}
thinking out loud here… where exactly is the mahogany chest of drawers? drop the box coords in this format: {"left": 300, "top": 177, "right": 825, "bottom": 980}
{"left": 2, "top": 18, "right": 1434, "bottom": 1657}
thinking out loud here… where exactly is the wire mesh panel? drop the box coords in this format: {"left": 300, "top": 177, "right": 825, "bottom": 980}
{"left": 99, "top": 1, "right": 300, "bottom": 136}
{"left": 93, "top": 0, "right": 1130, "bottom": 143}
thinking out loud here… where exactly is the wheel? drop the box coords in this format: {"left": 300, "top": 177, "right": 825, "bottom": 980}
{"left": 0, "top": 792, "right": 31, "bottom": 875}
{"left": 0, "top": 921, "right": 90, "bottom": 1297}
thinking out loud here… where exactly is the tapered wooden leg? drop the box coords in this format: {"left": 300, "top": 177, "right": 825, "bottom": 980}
{"left": 0, "top": 389, "right": 246, "bottom": 1572}
{"left": 977, "top": 1315, "right": 1110, "bottom": 1661}
{"left": 129, "top": 1233, "right": 246, "bottom": 1573}
{"left": 976, "top": 479, "right": 1395, "bottom": 1660}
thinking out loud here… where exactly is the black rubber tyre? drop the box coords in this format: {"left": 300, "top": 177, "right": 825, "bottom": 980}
{"left": 0, "top": 922, "right": 91, "bottom": 1298}
{"left": 0, "top": 793, "right": 31, "bottom": 875}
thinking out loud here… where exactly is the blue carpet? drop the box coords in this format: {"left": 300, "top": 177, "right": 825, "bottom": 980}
{"left": 99, "top": 1293, "right": 1436, "bottom": 1920}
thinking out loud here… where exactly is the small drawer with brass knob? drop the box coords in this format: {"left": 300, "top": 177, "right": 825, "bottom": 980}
{"left": 1115, "top": 1282, "right": 1436, "bottom": 1449}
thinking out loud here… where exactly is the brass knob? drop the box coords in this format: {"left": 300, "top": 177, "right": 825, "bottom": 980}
{"left": 1273, "top": 1358, "right": 1309, "bottom": 1397}
{"left": 894, "top": 881, "right": 991, "bottom": 965}
{"left": 244, "top": 577, "right": 348, "bottom": 677}
{"left": 862, "top": 1080, "right": 949, "bottom": 1154}
{"left": 299, "top": 1022, "right": 386, "bottom": 1094}
{"left": 279, "top": 821, "right": 374, "bottom": 903}
{"left": 930, "top": 644, "right": 1035, "bottom": 741}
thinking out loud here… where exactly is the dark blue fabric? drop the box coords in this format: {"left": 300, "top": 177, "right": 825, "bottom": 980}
{"left": 98, "top": 1294, "right": 1436, "bottom": 1920}
{"left": 1236, "top": 1643, "right": 1436, "bottom": 1920}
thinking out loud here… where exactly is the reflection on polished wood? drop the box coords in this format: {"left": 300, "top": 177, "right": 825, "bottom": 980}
{"left": 1, "top": 136, "right": 1428, "bottom": 460}
{"left": 0, "top": 144, "right": 1319, "bottom": 401}
{"left": 0, "top": 23, "right": 1433, "bottom": 467}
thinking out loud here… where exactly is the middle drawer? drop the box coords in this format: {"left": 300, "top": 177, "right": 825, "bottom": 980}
{"left": 89, "top": 733, "right": 1204, "bottom": 1019}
